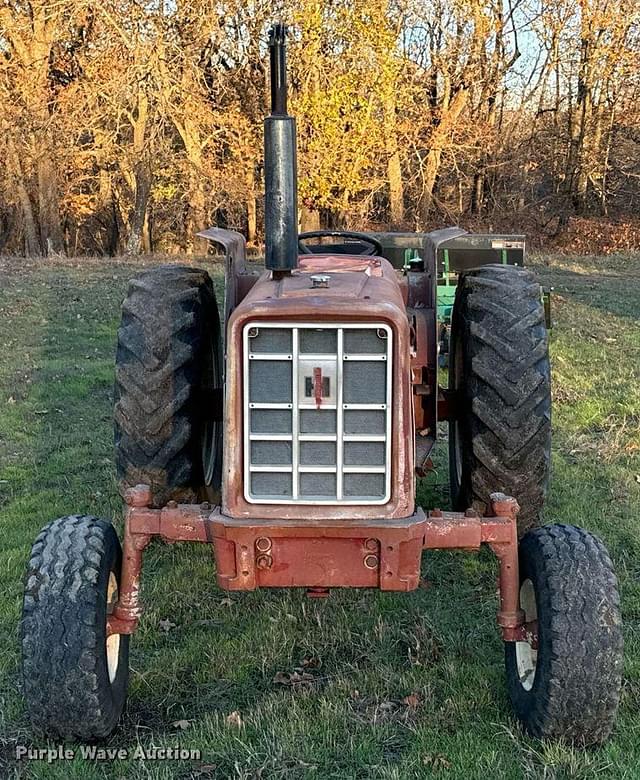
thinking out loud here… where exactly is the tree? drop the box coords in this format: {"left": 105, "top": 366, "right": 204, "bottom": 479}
{"left": 1, "top": 0, "right": 639, "bottom": 255}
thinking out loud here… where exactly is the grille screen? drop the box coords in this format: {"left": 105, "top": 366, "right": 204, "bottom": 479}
{"left": 243, "top": 322, "right": 392, "bottom": 504}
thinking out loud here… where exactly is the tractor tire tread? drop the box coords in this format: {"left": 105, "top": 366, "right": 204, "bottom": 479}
{"left": 451, "top": 264, "right": 551, "bottom": 532}
{"left": 21, "top": 515, "right": 129, "bottom": 740}
{"left": 505, "top": 524, "right": 623, "bottom": 744}
{"left": 114, "top": 264, "right": 218, "bottom": 506}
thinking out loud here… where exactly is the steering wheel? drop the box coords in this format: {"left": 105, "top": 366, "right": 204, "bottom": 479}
{"left": 298, "top": 230, "right": 384, "bottom": 257}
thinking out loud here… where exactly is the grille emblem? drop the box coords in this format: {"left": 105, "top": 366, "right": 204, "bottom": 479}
{"left": 303, "top": 370, "right": 330, "bottom": 405}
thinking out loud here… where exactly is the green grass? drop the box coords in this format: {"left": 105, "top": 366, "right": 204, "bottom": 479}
{"left": 0, "top": 253, "right": 639, "bottom": 779}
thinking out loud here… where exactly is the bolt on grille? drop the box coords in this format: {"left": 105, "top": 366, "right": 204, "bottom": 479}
{"left": 243, "top": 322, "right": 392, "bottom": 504}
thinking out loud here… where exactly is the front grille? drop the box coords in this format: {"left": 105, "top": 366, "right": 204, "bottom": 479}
{"left": 243, "top": 322, "right": 392, "bottom": 504}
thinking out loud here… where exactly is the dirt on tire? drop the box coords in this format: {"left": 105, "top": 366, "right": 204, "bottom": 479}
{"left": 114, "top": 264, "right": 222, "bottom": 507}
{"left": 449, "top": 264, "right": 551, "bottom": 533}
{"left": 21, "top": 515, "right": 129, "bottom": 740}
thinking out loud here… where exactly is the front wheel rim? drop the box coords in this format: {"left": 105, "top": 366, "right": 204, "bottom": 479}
{"left": 106, "top": 572, "right": 121, "bottom": 684}
{"left": 515, "top": 578, "right": 538, "bottom": 691}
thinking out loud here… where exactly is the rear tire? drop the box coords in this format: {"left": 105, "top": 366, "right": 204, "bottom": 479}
{"left": 114, "top": 265, "right": 223, "bottom": 507}
{"left": 505, "top": 524, "right": 623, "bottom": 744}
{"left": 21, "top": 516, "right": 129, "bottom": 740}
{"left": 448, "top": 264, "right": 551, "bottom": 533}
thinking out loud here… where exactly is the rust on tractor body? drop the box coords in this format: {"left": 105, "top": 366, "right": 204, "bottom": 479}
{"left": 223, "top": 254, "right": 416, "bottom": 521}
{"left": 108, "top": 486, "right": 527, "bottom": 644}
{"left": 210, "top": 508, "right": 427, "bottom": 591}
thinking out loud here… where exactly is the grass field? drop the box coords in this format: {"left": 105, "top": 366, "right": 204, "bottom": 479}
{"left": 0, "top": 252, "right": 639, "bottom": 779}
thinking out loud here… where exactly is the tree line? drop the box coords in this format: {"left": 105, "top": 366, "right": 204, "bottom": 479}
{"left": 1, "top": 0, "right": 639, "bottom": 257}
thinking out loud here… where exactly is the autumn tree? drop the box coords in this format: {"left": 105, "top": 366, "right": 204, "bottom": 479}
{"left": 1, "top": 0, "right": 639, "bottom": 256}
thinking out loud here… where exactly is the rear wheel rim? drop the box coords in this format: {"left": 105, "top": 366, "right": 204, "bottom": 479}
{"left": 451, "top": 334, "right": 464, "bottom": 488}
{"left": 515, "top": 579, "right": 538, "bottom": 691}
{"left": 106, "top": 572, "right": 121, "bottom": 684}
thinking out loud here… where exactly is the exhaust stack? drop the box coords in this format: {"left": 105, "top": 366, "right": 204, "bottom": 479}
{"left": 264, "top": 23, "right": 298, "bottom": 276}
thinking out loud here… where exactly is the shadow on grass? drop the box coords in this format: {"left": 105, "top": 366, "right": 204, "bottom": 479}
{"left": 531, "top": 257, "right": 640, "bottom": 323}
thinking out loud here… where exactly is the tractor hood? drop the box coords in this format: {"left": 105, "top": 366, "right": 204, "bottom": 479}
{"left": 234, "top": 255, "right": 402, "bottom": 308}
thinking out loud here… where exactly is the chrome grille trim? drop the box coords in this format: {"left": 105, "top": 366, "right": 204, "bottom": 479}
{"left": 243, "top": 321, "right": 392, "bottom": 505}
{"left": 335, "top": 327, "right": 344, "bottom": 502}
{"left": 292, "top": 327, "right": 300, "bottom": 500}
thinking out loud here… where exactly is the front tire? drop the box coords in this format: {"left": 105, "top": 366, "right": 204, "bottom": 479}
{"left": 21, "top": 516, "right": 129, "bottom": 740}
{"left": 505, "top": 524, "right": 623, "bottom": 744}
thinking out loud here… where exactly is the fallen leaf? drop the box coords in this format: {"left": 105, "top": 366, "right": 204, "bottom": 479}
{"left": 289, "top": 670, "right": 315, "bottom": 687}
{"left": 422, "top": 754, "right": 451, "bottom": 770}
{"left": 225, "top": 711, "right": 243, "bottom": 729}
{"left": 272, "top": 670, "right": 316, "bottom": 688}
{"left": 171, "top": 719, "right": 192, "bottom": 730}
{"left": 403, "top": 693, "right": 420, "bottom": 710}
{"left": 159, "top": 618, "right": 177, "bottom": 632}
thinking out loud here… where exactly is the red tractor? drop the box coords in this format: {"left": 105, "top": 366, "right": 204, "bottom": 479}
{"left": 21, "top": 25, "right": 622, "bottom": 744}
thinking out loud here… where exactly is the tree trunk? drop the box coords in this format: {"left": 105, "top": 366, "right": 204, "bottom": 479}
{"left": 383, "top": 91, "right": 404, "bottom": 227}
{"left": 300, "top": 203, "right": 320, "bottom": 232}
{"left": 569, "top": 31, "right": 593, "bottom": 213}
{"left": 7, "top": 136, "right": 41, "bottom": 256}
{"left": 142, "top": 209, "right": 152, "bottom": 254}
{"left": 387, "top": 151, "right": 404, "bottom": 227}
{"left": 172, "top": 111, "right": 208, "bottom": 254}
{"left": 471, "top": 94, "right": 497, "bottom": 216}
{"left": 600, "top": 109, "right": 615, "bottom": 216}
{"left": 245, "top": 166, "right": 257, "bottom": 243}
{"left": 98, "top": 169, "right": 119, "bottom": 255}
{"left": 471, "top": 172, "right": 483, "bottom": 215}
{"left": 125, "top": 162, "right": 152, "bottom": 255}
{"left": 420, "top": 88, "right": 468, "bottom": 223}
{"left": 185, "top": 170, "right": 207, "bottom": 254}
{"left": 37, "top": 151, "right": 65, "bottom": 254}
{"left": 1, "top": 9, "right": 63, "bottom": 255}
{"left": 125, "top": 88, "right": 151, "bottom": 255}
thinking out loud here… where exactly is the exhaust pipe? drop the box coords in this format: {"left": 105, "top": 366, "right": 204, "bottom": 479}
{"left": 264, "top": 23, "right": 298, "bottom": 276}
